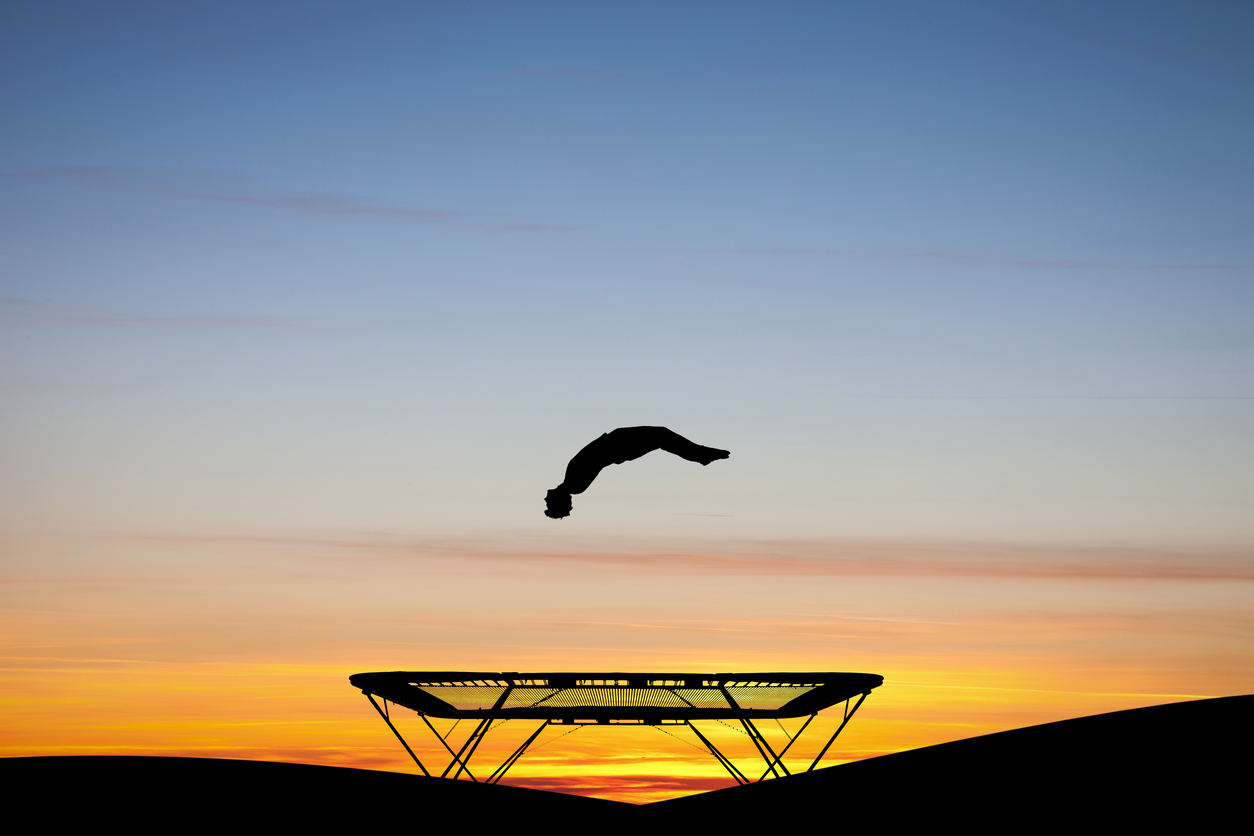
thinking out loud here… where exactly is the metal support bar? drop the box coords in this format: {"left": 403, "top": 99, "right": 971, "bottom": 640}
{"left": 421, "top": 713, "right": 477, "bottom": 780}
{"left": 442, "top": 718, "right": 488, "bottom": 780}
{"left": 487, "top": 720, "right": 550, "bottom": 784}
{"left": 363, "top": 692, "right": 431, "bottom": 777}
{"left": 490, "top": 686, "right": 514, "bottom": 712}
{"left": 451, "top": 718, "right": 493, "bottom": 781}
{"left": 808, "top": 691, "right": 870, "bottom": 772}
{"left": 740, "top": 718, "right": 778, "bottom": 779}
{"left": 743, "top": 718, "right": 790, "bottom": 779}
{"left": 667, "top": 689, "right": 697, "bottom": 709}
{"left": 758, "top": 713, "right": 816, "bottom": 782}
{"left": 688, "top": 721, "right": 749, "bottom": 785}
{"left": 362, "top": 683, "right": 876, "bottom": 785}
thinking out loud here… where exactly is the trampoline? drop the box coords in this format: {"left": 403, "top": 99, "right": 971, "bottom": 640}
{"left": 351, "top": 670, "right": 883, "bottom": 785}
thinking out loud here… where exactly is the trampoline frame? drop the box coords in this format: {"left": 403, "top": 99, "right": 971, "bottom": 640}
{"left": 351, "top": 670, "right": 882, "bottom": 785}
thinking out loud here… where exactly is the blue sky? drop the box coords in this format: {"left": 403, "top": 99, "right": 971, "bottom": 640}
{"left": 2, "top": 1, "right": 1252, "bottom": 544}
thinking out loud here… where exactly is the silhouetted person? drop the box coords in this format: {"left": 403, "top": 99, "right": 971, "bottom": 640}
{"left": 545, "top": 426, "right": 729, "bottom": 518}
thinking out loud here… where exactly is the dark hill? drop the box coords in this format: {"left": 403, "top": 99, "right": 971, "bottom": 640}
{"left": 652, "top": 694, "right": 1252, "bottom": 826}
{"left": 1, "top": 755, "right": 627, "bottom": 824}
{"left": 6, "top": 695, "right": 1247, "bottom": 828}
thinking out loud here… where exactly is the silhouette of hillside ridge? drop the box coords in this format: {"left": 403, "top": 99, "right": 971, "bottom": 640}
{"left": 5, "top": 695, "right": 1246, "bottom": 827}
{"left": 0, "top": 756, "right": 627, "bottom": 825}
{"left": 653, "top": 693, "right": 1251, "bottom": 826}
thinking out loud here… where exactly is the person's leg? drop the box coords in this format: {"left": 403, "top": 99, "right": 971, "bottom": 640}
{"left": 655, "top": 428, "right": 730, "bottom": 465}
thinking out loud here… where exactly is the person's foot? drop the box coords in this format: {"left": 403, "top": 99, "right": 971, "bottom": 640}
{"left": 697, "top": 448, "right": 730, "bottom": 465}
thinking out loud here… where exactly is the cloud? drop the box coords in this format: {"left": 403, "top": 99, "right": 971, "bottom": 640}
{"left": 116, "top": 533, "right": 1254, "bottom": 582}
{"left": 910, "top": 251, "right": 1242, "bottom": 271}
{"left": 730, "top": 246, "right": 1244, "bottom": 271}
{"left": 505, "top": 69, "right": 622, "bottom": 80}
{"left": 1, "top": 297, "right": 298, "bottom": 330}
{"left": 456, "top": 223, "right": 586, "bottom": 233}
{"left": 63, "top": 312, "right": 293, "bottom": 329}
{"left": 1, "top": 166, "right": 580, "bottom": 233}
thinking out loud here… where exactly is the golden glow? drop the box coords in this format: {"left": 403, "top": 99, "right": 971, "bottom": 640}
{"left": 2, "top": 532, "right": 1249, "bottom": 804}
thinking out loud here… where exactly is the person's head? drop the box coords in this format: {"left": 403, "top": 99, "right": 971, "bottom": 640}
{"left": 544, "top": 489, "right": 572, "bottom": 519}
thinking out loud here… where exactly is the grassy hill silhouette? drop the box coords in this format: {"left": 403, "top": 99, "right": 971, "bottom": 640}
{"left": 6, "top": 695, "right": 1246, "bottom": 827}
{"left": 653, "top": 693, "right": 1251, "bottom": 826}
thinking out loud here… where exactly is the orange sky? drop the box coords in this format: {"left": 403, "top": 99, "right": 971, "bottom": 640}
{"left": 4, "top": 531, "right": 1249, "bottom": 803}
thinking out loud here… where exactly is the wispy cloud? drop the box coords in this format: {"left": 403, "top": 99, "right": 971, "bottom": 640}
{"left": 114, "top": 533, "right": 1254, "bottom": 582}
{"left": 1, "top": 166, "right": 582, "bottom": 233}
{"left": 1, "top": 297, "right": 298, "bottom": 330}
{"left": 505, "top": 69, "right": 622, "bottom": 80}
{"left": 730, "top": 246, "right": 1244, "bottom": 271}
{"left": 912, "top": 250, "right": 1241, "bottom": 271}
{"left": 824, "top": 395, "right": 1254, "bottom": 401}
{"left": 457, "top": 222, "right": 586, "bottom": 233}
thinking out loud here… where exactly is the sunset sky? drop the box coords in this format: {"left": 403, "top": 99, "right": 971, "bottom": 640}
{"left": 2, "top": 1, "right": 1252, "bottom": 803}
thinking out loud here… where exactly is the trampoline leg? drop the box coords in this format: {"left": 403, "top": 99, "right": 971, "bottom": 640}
{"left": 451, "top": 718, "right": 493, "bottom": 781}
{"left": 488, "top": 720, "right": 550, "bottom": 784}
{"left": 758, "top": 713, "right": 816, "bottom": 782}
{"left": 363, "top": 692, "right": 430, "bottom": 777}
{"left": 442, "top": 718, "right": 488, "bottom": 780}
{"left": 808, "top": 691, "right": 870, "bottom": 772}
{"left": 421, "top": 714, "right": 479, "bottom": 781}
{"left": 688, "top": 722, "right": 749, "bottom": 785}
{"left": 742, "top": 718, "right": 789, "bottom": 780}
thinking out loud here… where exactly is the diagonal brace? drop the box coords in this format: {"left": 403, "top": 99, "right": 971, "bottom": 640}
{"left": 808, "top": 691, "right": 870, "bottom": 772}
{"left": 688, "top": 721, "right": 749, "bottom": 785}
{"left": 441, "top": 718, "right": 488, "bottom": 780}
{"left": 487, "top": 720, "right": 550, "bottom": 784}
{"left": 421, "top": 714, "right": 479, "bottom": 781}
{"left": 363, "top": 692, "right": 431, "bottom": 777}
{"left": 742, "top": 718, "right": 788, "bottom": 780}
{"left": 757, "top": 713, "right": 817, "bottom": 782}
